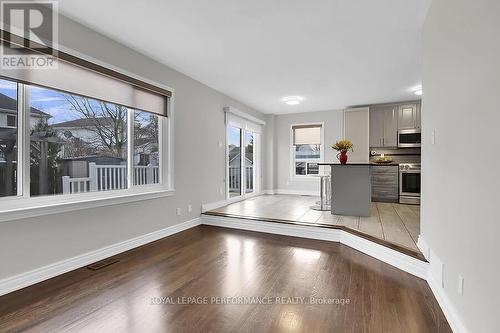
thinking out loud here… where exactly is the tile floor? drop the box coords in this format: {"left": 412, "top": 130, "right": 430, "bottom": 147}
{"left": 208, "top": 194, "right": 421, "bottom": 252}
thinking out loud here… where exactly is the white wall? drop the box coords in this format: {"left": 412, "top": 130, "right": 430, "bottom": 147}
{"left": 421, "top": 0, "right": 500, "bottom": 332}
{"left": 273, "top": 110, "right": 343, "bottom": 194}
{"left": 0, "top": 15, "right": 266, "bottom": 280}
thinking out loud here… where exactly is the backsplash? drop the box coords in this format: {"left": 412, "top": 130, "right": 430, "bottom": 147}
{"left": 369, "top": 147, "right": 421, "bottom": 164}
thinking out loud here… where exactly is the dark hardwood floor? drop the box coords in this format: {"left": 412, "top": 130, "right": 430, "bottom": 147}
{"left": 0, "top": 226, "right": 451, "bottom": 333}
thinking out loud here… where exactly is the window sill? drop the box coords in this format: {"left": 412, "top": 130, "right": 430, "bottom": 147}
{"left": 0, "top": 186, "right": 175, "bottom": 223}
{"left": 291, "top": 175, "right": 321, "bottom": 181}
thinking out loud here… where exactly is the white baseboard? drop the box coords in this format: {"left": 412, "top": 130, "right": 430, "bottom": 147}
{"left": 262, "top": 189, "right": 275, "bottom": 195}
{"left": 274, "top": 189, "right": 319, "bottom": 196}
{"left": 340, "top": 231, "right": 428, "bottom": 279}
{"left": 427, "top": 273, "right": 468, "bottom": 333}
{"left": 0, "top": 213, "right": 468, "bottom": 333}
{"left": 203, "top": 215, "right": 466, "bottom": 333}
{"left": 0, "top": 217, "right": 201, "bottom": 297}
{"left": 201, "top": 215, "right": 428, "bottom": 279}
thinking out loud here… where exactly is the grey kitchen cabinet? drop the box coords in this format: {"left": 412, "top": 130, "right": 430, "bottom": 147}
{"left": 371, "top": 166, "right": 399, "bottom": 202}
{"left": 369, "top": 105, "right": 398, "bottom": 147}
{"left": 398, "top": 103, "right": 421, "bottom": 130}
{"left": 383, "top": 106, "right": 398, "bottom": 146}
{"left": 416, "top": 104, "right": 421, "bottom": 129}
{"left": 369, "top": 107, "right": 384, "bottom": 147}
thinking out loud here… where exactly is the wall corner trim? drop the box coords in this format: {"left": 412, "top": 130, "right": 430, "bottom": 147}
{"left": 417, "top": 235, "right": 430, "bottom": 260}
{"left": 0, "top": 217, "right": 202, "bottom": 297}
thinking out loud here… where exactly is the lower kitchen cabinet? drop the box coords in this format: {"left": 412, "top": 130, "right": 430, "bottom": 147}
{"left": 371, "top": 166, "right": 399, "bottom": 202}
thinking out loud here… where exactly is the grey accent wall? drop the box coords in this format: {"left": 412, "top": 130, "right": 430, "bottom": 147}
{"left": 0, "top": 15, "right": 266, "bottom": 279}
{"left": 422, "top": 0, "right": 500, "bottom": 332}
{"left": 274, "top": 109, "right": 343, "bottom": 193}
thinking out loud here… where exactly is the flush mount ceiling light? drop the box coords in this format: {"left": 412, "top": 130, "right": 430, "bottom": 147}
{"left": 282, "top": 96, "right": 304, "bottom": 105}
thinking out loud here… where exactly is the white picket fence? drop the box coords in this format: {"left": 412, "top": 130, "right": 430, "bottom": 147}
{"left": 62, "top": 162, "right": 159, "bottom": 194}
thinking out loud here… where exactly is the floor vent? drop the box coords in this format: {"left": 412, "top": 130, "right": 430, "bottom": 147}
{"left": 87, "top": 258, "right": 120, "bottom": 271}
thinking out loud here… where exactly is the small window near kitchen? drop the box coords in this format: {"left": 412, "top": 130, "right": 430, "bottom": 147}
{"left": 292, "top": 124, "right": 322, "bottom": 176}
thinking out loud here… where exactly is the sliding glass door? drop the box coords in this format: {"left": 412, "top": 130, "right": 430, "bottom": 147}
{"left": 227, "top": 126, "right": 258, "bottom": 199}
{"left": 227, "top": 126, "right": 242, "bottom": 198}
{"left": 244, "top": 132, "right": 254, "bottom": 195}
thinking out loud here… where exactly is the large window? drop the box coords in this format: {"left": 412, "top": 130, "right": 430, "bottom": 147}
{"left": 0, "top": 79, "right": 18, "bottom": 197}
{"left": 0, "top": 77, "right": 167, "bottom": 200}
{"left": 292, "top": 124, "right": 323, "bottom": 176}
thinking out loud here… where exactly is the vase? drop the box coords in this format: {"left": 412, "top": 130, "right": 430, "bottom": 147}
{"left": 337, "top": 151, "right": 348, "bottom": 164}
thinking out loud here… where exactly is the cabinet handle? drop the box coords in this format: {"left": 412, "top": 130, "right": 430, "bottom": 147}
{"left": 382, "top": 138, "right": 385, "bottom": 146}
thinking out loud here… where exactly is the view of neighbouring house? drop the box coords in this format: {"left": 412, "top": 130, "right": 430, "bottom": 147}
{"left": 0, "top": 83, "right": 160, "bottom": 197}
{"left": 228, "top": 144, "right": 253, "bottom": 195}
{"left": 0, "top": 91, "right": 51, "bottom": 196}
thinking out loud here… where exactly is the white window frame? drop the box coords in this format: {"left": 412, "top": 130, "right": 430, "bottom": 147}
{"left": 290, "top": 122, "right": 324, "bottom": 179}
{"left": 0, "top": 80, "right": 174, "bottom": 223}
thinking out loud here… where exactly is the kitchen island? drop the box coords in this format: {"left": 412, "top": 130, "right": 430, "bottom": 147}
{"left": 318, "top": 163, "right": 395, "bottom": 217}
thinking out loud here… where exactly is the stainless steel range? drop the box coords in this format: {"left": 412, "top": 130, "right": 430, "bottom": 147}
{"left": 399, "top": 163, "right": 421, "bottom": 205}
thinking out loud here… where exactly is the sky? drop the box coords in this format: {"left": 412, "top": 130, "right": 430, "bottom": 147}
{"left": 228, "top": 126, "right": 253, "bottom": 147}
{"left": 0, "top": 78, "right": 83, "bottom": 124}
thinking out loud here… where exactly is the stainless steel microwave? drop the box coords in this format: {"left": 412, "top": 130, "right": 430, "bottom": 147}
{"left": 398, "top": 129, "right": 421, "bottom": 148}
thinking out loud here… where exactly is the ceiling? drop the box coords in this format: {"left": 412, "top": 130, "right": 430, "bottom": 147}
{"left": 58, "top": 0, "right": 430, "bottom": 114}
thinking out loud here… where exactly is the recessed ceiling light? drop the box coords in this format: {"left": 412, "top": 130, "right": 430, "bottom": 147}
{"left": 282, "top": 96, "right": 304, "bottom": 105}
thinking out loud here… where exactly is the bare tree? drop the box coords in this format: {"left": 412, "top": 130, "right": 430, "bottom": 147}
{"left": 65, "top": 95, "right": 127, "bottom": 158}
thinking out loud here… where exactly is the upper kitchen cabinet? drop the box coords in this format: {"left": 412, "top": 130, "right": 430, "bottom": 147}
{"left": 369, "top": 105, "right": 398, "bottom": 147}
{"left": 398, "top": 103, "right": 421, "bottom": 130}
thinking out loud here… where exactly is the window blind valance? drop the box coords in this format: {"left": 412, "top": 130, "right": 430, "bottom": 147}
{"left": 224, "top": 106, "right": 264, "bottom": 134}
{"left": 293, "top": 124, "right": 322, "bottom": 145}
{"left": 0, "top": 30, "right": 170, "bottom": 116}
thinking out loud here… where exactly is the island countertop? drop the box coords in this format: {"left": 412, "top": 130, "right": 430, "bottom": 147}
{"left": 317, "top": 162, "right": 399, "bottom": 166}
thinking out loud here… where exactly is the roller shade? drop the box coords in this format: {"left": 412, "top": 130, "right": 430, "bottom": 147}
{"left": 293, "top": 125, "right": 321, "bottom": 145}
{"left": 225, "top": 107, "right": 264, "bottom": 133}
{"left": 0, "top": 32, "right": 169, "bottom": 116}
